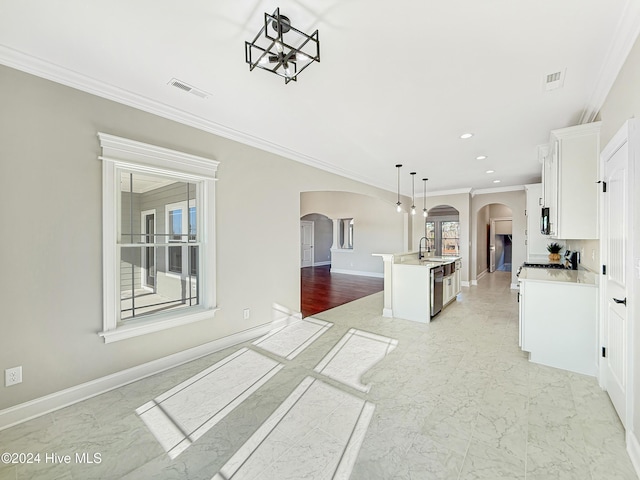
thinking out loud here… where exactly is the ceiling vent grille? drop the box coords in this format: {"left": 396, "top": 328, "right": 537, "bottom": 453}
{"left": 168, "top": 78, "right": 210, "bottom": 99}
{"left": 543, "top": 70, "right": 566, "bottom": 91}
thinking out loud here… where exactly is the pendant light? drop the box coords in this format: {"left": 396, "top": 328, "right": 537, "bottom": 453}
{"left": 422, "top": 178, "right": 429, "bottom": 217}
{"left": 395, "top": 164, "right": 402, "bottom": 212}
{"left": 410, "top": 172, "right": 416, "bottom": 215}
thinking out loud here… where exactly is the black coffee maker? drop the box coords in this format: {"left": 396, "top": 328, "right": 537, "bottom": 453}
{"left": 564, "top": 250, "right": 580, "bottom": 270}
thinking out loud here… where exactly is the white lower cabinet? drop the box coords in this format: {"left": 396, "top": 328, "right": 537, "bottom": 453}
{"left": 443, "top": 275, "right": 455, "bottom": 305}
{"left": 518, "top": 278, "right": 597, "bottom": 376}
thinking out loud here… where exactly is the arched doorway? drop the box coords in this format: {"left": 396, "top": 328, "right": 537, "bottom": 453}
{"left": 476, "top": 203, "right": 513, "bottom": 277}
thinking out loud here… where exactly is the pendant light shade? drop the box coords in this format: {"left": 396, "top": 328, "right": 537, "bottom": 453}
{"left": 395, "top": 164, "right": 402, "bottom": 212}
{"left": 422, "top": 178, "right": 429, "bottom": 217}
{"left": 410, "top": 172, "right": 416, "bottom": 215}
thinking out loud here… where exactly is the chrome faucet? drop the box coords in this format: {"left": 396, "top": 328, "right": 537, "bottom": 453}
{"left": 418, "top": 236, "right": 431, "bottom": 259}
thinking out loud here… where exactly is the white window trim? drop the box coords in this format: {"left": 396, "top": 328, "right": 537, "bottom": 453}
{"left": 97, "top": 133, "right": 219, "bottom": 343}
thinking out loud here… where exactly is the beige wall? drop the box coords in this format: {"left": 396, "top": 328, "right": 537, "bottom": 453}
{"left": 598, "top": 34, "right": 640, "bottom": 441}
{"left": 300, "top": 191, "right": 405, "bottom": 275}
{"left": 0, "top": 65, "right": 403, "bottom": 409}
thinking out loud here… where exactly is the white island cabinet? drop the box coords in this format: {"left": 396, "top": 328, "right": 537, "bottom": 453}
{"left": 518, "top": 267, "right": 598, "bottom": 376}
{"left": 372, "top": 252, "right": 460, "bottom": 323}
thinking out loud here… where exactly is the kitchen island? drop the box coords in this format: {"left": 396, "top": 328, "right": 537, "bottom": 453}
{"left": 372, "top": 252, "right": 461, "bottom": 323}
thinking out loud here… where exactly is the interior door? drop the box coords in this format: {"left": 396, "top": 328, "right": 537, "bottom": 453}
{"left": 300, "top": 221, "right": 314, "bottom": 268}
{"left": 603, "top": 137, "right": 629, "bottom": 427}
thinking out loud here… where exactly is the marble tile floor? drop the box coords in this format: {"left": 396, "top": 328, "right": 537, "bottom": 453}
{"left": 314, "top": 329, "right": 398, "bottom": 393}
{"left": 136, "top": 348, "right": 283, "bottom": 460}
{"left": 252, "top": 317, "right": 333, "bottom": 360}
{"left": 0, "top": 271, "right": 638, "bottom": 479}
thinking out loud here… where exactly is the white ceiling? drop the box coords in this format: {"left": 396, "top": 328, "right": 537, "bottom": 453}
{"left": 1, "top": 0, "right": 639, "bottom": 196}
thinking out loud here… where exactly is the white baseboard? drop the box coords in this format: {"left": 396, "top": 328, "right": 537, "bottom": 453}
{"left": 510, "top": 283, "right": 519, "bottom": 290}
{"left": 382, "top": 308, "right": 393, "bottom": 318}
{"left": 477, "top": 269, "right": 488, "bottom": 280}
{"left": 313, "top": 261, "right": 331, "bottom": 266}
{"left": 628, "top": 431, "right": 640, "bottom": 478}
{"left": 0, "top": 321, "right": 279, "bottom": 431}
{"left": 471, "top": 280, "right": 478, "bottom": 286}
{"left": 330, "top": 268, "right": 383, "bottom": 278}
{"left": 461, "top": 281, "right": 470, "bottom": 287}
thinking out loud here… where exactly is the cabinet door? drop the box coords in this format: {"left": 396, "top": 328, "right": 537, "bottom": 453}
{"left": 444, "top": 275, "right": 453, "bottom": 303}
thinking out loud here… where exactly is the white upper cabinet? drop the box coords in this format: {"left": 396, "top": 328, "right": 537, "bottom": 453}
{"left": 542, "top": 122, "right": 601, "bottom": 240}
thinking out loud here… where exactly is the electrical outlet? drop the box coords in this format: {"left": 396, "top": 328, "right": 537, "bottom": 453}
{"left": 243, "top": 308, "right": 250, "bottom": 320}
{"left": 5, "top": 366, "right": 22, "bottom": 387}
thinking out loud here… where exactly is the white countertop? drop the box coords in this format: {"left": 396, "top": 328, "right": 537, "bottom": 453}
{"left": 518, "top": 267, "right": 597, "bottom": 286}
{"left": 373, "top": 251, "right": 460, "bottom": 267}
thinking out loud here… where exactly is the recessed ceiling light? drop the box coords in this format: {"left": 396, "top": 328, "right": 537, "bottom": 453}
{"left": 476, "top": 155, "right": 487, "bottom": 160}
{"left": 493, "top": 179, "right": 501, "bottom": 183}
{"left": 485, "top": 170, "right": 495, "bottom": 174}
{"left": 460, "top": 133, "right": 474, "bottom": 139}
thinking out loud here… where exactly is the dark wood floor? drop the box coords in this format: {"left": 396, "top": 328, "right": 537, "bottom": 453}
{"left": 300, "top": 265, "right": 384, "bottom": 318}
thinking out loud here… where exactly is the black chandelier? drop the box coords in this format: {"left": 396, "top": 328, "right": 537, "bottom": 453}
{"left": 245, "top": 8, "right": 320, "bottom": 84}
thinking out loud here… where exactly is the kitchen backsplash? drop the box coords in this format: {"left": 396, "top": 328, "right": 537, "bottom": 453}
{"left": 564, "top": 239, "right": 600, "bottom": 273}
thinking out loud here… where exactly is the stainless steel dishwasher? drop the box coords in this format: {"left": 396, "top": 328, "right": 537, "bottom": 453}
{"left": 430, "top": 265, "right": 444, "bottom": 317}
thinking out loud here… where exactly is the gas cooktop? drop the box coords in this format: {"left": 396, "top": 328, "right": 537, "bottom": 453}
{"left": 523, "top": 262, "right": 567, "bottom": 269}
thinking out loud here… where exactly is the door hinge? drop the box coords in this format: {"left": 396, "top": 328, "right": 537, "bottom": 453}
{"left": 602, "top": 347, "right": 607, "bottom": 358}
{"left": 602, "top": 265, "right": 606, "bottom": 275}
{"left": 597, "top": 180, "right": 607, "bottom": 192}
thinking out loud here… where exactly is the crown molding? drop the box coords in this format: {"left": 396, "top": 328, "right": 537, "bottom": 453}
{"left": 0, "top": 45, "right": 390, "bottom": 192}
{"left": 426, "top": 187, "right": 473, "bottom": 197}
{"left": 471, "top": 185, "right": 525, "bottom": 196}
{"left": 579, "top": 0, "right": 640, "bottom": 124}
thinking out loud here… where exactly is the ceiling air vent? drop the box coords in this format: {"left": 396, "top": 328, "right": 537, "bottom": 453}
{"left": 168, "top": 78, "right": 210, "bottom": 99}
{"left": 543, "top": 69, "right": 566, "bottom": 91}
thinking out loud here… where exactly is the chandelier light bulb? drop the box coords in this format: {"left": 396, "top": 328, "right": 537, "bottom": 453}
{"left": 423, "top": 208, "right": 428, "bottom": 217}
{"left": 396, "top": 202, "right": 402, "bottom": 213}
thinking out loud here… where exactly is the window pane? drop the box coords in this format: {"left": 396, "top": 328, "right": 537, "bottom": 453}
{"left": 169, "top": 210, "right": 182, "bottom": 241}
{"left": 189, "top": 206, "right": 197, "bottom": 241}
{"left": 425, "top": 221, "right": 436, "bottom": 252}
{"left": 168, "top": 246, "right": 182, "bottom": 273}
{"left": 120, "top": 246, "right": 199, "bottom": 321}
{"left": 441, "top": 221, "right": 460, "bottom": 255}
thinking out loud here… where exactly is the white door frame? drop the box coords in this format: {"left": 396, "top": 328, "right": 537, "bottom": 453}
{"left": 599, "top": 119, "right": 636, "bottom": 435}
